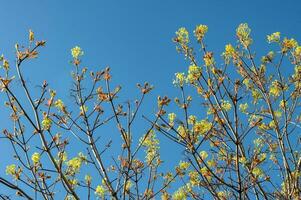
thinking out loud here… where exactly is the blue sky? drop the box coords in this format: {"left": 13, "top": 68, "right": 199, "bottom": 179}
{"left": 0, "top": 0, "right": 300, "bottom": 198}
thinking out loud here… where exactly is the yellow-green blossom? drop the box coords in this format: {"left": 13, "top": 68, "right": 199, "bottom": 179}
{"left": 175, "top": 27, "right": 189, "bottom": 44}
{"left": 177, "top": 125, "right": 187, "bottom": 139}
{"left": 50, "top": 90, "right": 56, "bottom": 98}
{"left": 140, "top": 131, "right": 160, "bottom": 165}
{"left": 295, "top": 46, "right": 301, "bottom": 58}
{"left": 193, "top": 120, "right": 212, "bottom": 135}
{"left": 194, "top": 24, "right": 208, "bottom": 41}
{"left": 221, "top": 100, "right": 232, "bottom": 111}
{"left": 95, "top": 185, "right": 106, "bottom": 197}
{"left": 29, "top": 29, "right": 34, "bottom": 42}
{"left": 252, "top": 89, "right": 262, "bottom": 103}
{"left": 261, "top": 51, "right": 275, "bottom": 63}
{"left": 274, "top": 110, "right": 282, "bottom": 118}
{"left": 42, "top": 116, "right": 52, "bottom": 130}
{"left": 31, "top": 152, "right": 40, "bottom": 164}
{"left": 217, "top": 191, "right": 228, "bottom": 199}
{"left": 161, "top": 192, "right": 170, "bottom": 200}
{"left": 253, "top": 137, "right": 265, "bottom": 150}
{"left": 65, "top": 195, "right": 76, "bottom": 200}
{"left": 125, "top": 180, "right": 132, "bottom": 191}
{"left": 168, "top": 113, "right": 176, "bottom": 125}
{"left": 199, "top": 151, "right": 208, "bottom": 160}
{"left": 203, "top": 52, "right": 215, "bottom": 67}
{"left": 236, "top": 23, "right": 252, "bottom": 48}
{"left": 282, "top": 38, "right": 298, "bottom": 52}
{"left": 5, "top": 164, "right": 16, "bottom": 175}
{"left": 239, "top": 157, "right": 247, "bottom": 165}
{"left": 5, "top": 164, "right": 21, "bottom": 180}
{"left": 267, "top": 32, "right": 280, "bottom": 43}
{"left": 243, "top": 78, "right": 251, "bottom": 89}
{"left": 223, "top": 44, "right": 236, "bottom": 62}
{"left": 69, "top": 179, "right": 78, "bottom": 186}
{"left": 207, "top": 159, "right": 217, "bottom": 167}
{"left": 252, "top": 167, "right": 264, "bottom": 178}
{"left": 187, "top": 115, "right": 197, "bottom": 124}
{"left": 282, "top": 38, "right": 298, "bottom": 53}
{"left": 67, "top": 157, "right": 82, "bottom": 173}
{"left": 279, "top": 100, "right": 286, "bottom": 109}
{"left": 188, "top": 171, "right": 199, "bottom": 186}
{"left": 239, "top": 103, "right": 248, "bottom": 113}
{"left": 80, "top": 105, "right": 88, "bottom": 114}
{"left": 258, "top": 123, "right": 269, "bottom": 130}
{"left": 173, "top": 72, "right": 185, "bottom": 87}
{"left": 248, "top": 114, "right": 263, "bottom": 127}
{"left": 186, "top": 65, "right": 202, "bottom": 83}
{"left": 55, "top": 99, "right": 65, "bottom": 111}
{"left": 269, "top": 80, "right": 281, "bottom": 97}
{"left": 71, "top": 46, "right": 83, "bottom": 59}
{"left": 270, "top": 154, "right": 277, "bottom": 163}
{"left": 200, "top": 167, "right": 211, "bottom": 180}
{"left": 269, "top": 120, "right": 277, "bottom": 129}
{"left": 58, "top": 151, "right": 68, "bottom": 162}
{"left": 172, "top": 187, "right": 187, "bottom": 200}
{"left": 3, "top": 59, "right": 9, "bottom": 70}
{"left": 178, "top": 161, "right": 190, "bottom": 170}
{"left": 259, "top": 153, "right": 267, "bottom": 162}
{"left": 78, "top": 152, "right": 87, "bottom": 163}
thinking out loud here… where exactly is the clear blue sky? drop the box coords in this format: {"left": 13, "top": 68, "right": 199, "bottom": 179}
{"left": 0, "top": 0, "right": 300, "bottom": 198}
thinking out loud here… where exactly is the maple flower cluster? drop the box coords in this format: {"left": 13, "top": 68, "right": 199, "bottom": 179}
{"left": 71, "top": 46, "right": 84, "bottom": 59}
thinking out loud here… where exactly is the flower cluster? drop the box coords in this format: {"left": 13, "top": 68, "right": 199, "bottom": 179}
{"left": 221, "top": 100, "right": 232, "bottom": 111}
{"left": 252, "top": 167, "right": 264, "bottom": 179}
{"left": 251, "top": 89, "right": 262, "bottom": 103}
{"left": 236, "top": 23, "right": 252, "bottom": 48}
{"left": 188, "top": 115, "right": 197, "bottom": 125}
{"left": 5, "top": 164, "right": 22, "bottom": 180}
{"left": 194, "top": 24, "right": 208, "bottom": 41}
{"left": 193, "top": 119, "right": 212, "bottom": 136}
{"left": 168, "top": 113, "right": 176, "bottom": 126}
{"left": 172, "top": 187, "right": 187, "bottom": 200}
{"left": 173, "top": 72, "right": 185, "bottom": 87}
{"left": 71, "top": 46, "right": 84, "bottom": 59}
{"left": 177, "top": 125, "right": 188, "bottom": 140}
{"left": 239, "top": 103, "right": 248, "bottom": 113}
{"left": 57, "top": 151, "right": 67, "bottom": 162}
{"left": 199, "top": 150, "right": 208, "bottom": 160}
{"left": 66, "top": 152, "right": 87, "bottom": 175}
{"left": 295, "top": 46, "right": 301, "bottom": 58}
{"left": 261, "top": 51, "right": 275, "bottom": 63}
{"left": 178, "top": 161, "right": 190, "bottom": 171}
{"left": 223, "top": 44, "right": 236, "bottom": 63}
{"left": 186, "top": 65, "right": 202, "bottom": 83}
{"left": 267, "top": 32, "right": 281, "bottom": 43}
{"left": 2, "top": 59, "right": 9, "bottom": 70}
{"left": 174, "top": 27, "right": 189, "bottom": 44}
{"left": 140, "top": 130, "right": 160, "bottom": 165}
{"left": 188, "top": 171, "right": 199, "bottom": 186}
{"left": 31, "top": 152, "right": 40, "bottom": 164}
{"left": 203, "top": 52, "right": 214, "bottom": 67}
{"left": 95, "top": 185, "right": 106, "bottom": 198}
{"left": 54, "top": 99, "right": 66, "bottom": 112}
{"left": 29, "top": 29, "right": 34, "bottom": 42}
{"left": 281, "top": 38, "right": 298, "bottom": 53}
{"left": 269, "top": 80, "right": 282, "bottom": 97}
{"left": 200, "top": 167, "right": 211, "bottom": 181}
{"left": 5, "top": 164, "right": 16, "bottom": 176}
{"left": 42, "top": 116, "right": 52, "bottom": 130}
